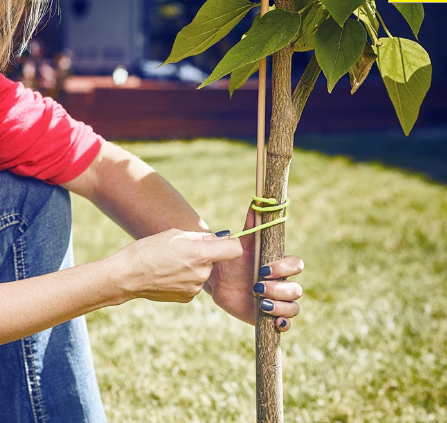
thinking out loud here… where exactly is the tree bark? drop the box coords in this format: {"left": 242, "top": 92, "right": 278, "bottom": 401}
{"left": 255, "top": 0, "right": 322, "bottom": 419}
{"left": 256, "top": 1, "right": 296, "bottom": 422}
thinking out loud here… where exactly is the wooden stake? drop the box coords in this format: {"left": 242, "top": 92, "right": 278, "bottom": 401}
{"left": 254, "top": 0, "right": 270, "bottom": 285}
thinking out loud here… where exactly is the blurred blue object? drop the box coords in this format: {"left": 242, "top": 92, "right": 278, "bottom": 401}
{"left": 134, "top": 60, "right": 208, "bottom": 83}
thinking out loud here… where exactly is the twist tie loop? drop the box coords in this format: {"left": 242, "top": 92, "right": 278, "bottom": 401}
{"left": 231, "top": 196, "right": 290, "bottom": 238}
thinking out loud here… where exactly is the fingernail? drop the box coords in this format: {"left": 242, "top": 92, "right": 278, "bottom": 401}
{"left": 259, "top": 266, "right": 271, "bottom": 277}
{"left": 260, "top": 299, "right": 274, "bottom": 312}
{"left": 215, "top": 230, "right": 230, "bottom": 238}
{"left": 279, "top": 319, "right": 287, "bottom": 328}
{"left": 253, "top": 283, "right": 266, "bottom": 294}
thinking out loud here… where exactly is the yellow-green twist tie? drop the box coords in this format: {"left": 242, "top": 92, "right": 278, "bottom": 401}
{"left": 231, "top": 196, "right": 290, "bottom": 238}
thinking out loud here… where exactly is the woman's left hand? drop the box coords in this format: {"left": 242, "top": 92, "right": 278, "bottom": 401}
{"left": 206, "top": 207, "right": 304, "bottom": 332}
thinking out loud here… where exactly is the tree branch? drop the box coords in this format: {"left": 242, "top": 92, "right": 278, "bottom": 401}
{"left": 292, "top": 54, "right": 322, "bottom": 128}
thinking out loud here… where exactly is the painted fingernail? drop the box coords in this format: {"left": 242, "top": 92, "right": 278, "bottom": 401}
{"left": 260, "top": 299, "right": 274, "bottom": 312}
{"left": 215, "top": 230, "right": 231, "bottom": 238}
{"left": 253, "top": 283, "right": 266, "bottom": 294}
{"left": 259, "top": 266, "right": 271, "bottom": 277}
{"left": 279, "top": 319, "right": 287, "bottom": 328}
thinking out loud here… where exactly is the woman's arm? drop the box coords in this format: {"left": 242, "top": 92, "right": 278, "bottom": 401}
{"left": 0, "top": 229, "right": 243, "bottom": 345}
{"left": 62, "top": 142, "right": 210, "bottom": 237}
{"left": 0, "top": 257, "right": 119, "bottom": 344}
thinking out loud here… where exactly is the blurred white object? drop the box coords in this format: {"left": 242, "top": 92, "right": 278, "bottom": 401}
{"left": 135, "top": 60, "right": 208, "bottom": 83}
{"left": 113, "top": 66, "right": 129, "bottom": 85}
{"left": 177, "top": 63, "right": 208, "bottom": 83}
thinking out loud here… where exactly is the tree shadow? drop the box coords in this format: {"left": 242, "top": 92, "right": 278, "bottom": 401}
{"left": 295, "top": 127, "right": 447, "bottom": 185}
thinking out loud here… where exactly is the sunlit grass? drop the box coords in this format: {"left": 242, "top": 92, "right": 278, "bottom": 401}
{"left": 72, "top": 139, "right": 447, "bottom": 423}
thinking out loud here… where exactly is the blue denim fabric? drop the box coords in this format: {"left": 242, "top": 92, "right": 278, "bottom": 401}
{"left": 0, "top": 172, "right": 107, "bottom": 423}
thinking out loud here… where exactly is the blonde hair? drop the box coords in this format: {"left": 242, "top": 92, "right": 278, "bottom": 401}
{"left": 0, "top": 0, "right": 54, "bottom": 70}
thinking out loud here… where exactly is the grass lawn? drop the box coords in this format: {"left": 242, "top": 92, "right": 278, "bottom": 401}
{"left": 72, "top": 139, "right": 447, "bottom": 423}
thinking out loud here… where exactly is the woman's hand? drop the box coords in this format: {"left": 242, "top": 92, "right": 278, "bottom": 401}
{"left": 110, "top": 228, "right": 243, "bottom": 304}
{"left": 206, "top": 208, "right": 304, "bottom": 332}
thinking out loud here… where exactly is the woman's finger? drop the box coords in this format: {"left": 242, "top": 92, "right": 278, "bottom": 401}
{"left": 258, "top": 255, "right": 304, "bottom": 279}
{"left": 259, "top": 299, "right": 300, "bottom": 318}
{"left": 253, "top": 280, "right": 302, "bottom": 301}
{"left": 275, "top": 317, "right": 291, "bottom": 332}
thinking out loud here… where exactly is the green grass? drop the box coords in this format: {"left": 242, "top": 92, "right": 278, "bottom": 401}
{"left": 72, "top": 139, "right": 447, "bottom": 423}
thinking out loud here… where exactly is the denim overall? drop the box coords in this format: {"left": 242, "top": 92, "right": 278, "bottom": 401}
{"left": 0, "top": 172, "right": 107, "bottom": 422}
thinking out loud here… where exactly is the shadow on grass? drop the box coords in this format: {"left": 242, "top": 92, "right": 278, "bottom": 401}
{"left": 294, "top": 127, "right": 447, "bottom": 184}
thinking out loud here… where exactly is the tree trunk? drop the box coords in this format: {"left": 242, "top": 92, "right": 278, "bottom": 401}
{"left": 256, "top": 1, "right": 297, "bottom": 422}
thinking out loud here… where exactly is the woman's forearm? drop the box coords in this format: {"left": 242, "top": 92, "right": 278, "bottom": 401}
{"left": 62, "top": 142, "right": 210, "bottom": 239}
{"left": 0, "top": 257, "right": 122, "bottom": 345}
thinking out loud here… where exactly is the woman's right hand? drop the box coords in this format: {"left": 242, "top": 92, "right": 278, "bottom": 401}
{"left": 108, "top": 229, "right": 243, "bottom": 304}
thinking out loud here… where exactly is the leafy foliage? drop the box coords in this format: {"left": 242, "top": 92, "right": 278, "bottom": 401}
{"left": 294, "top": 0, "right": 326, "bottom": 52}
{"left": 375, "top": 37, "right": 431, "bottom": 136}
{"left": 228, "top": 16, "right": 262, "bottom": 97}
{"left": 164, "top": 0, "right": 433, "bottom": 135}
{"left": 163, "top": 0, "right": 258, "bottom": 65}
{"left": 293, "top": 0, "right": 314, "bottom": 12}
{"left": 314, "top": 18, "right": 366, "bottom": 93}
{"left": 199, "top": 10, "right": 301, "bottom": 88}
{"left": 320, "top": 0, "right": 365, "bottom": 27}
{"left": 393, "top": 3, "right": 424, "bottom": 39}
{"left": 354, "top": 1, "right": 379, "bottom": 45}
{"left": 229, "top": 62, "right": 260, "bottom": 98}
{"left": 349, "top": 42, "right": 377, "bottom": 94}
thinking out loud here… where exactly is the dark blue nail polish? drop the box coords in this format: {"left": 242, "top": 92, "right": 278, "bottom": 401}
{"left": 259, "top": 266, "right": 272, "bottom": 277}
{"left": 253, "top": 283, "right": 266, "bottom": 294}
{"left": 215, "top": 230, "right": 230, "bottom": 238}
{"left": 279, "top": 319, "right": 287, "bottom": 328}
{"left": 261, "top": 299, "right": 274, "bottom": 312}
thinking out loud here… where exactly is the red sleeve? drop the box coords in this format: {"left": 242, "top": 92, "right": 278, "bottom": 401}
{"left": 0, "top": 74, "right": 105, "bottom": 184}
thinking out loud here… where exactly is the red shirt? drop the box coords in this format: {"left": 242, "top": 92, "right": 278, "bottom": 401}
{"left": 0, "top": 74, "right": 104, "bottom": 184}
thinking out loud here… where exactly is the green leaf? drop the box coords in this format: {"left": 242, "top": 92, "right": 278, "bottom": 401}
{"left": 349, "top": 42, "right": 377, "bottom": 94}
{"left": 294, "top": 1, "right": 326, "bottom": 52}
{"left": 375, "top": 37, "right": 431, "bottom": 136}
{"left": 199, "top": 10, "right": 301, "bottom": 88}
{"left": 393, "top": 3, "right": 424, "bottom": 39}
{"left": 320, "top": 0, "right": 365, "bottom": 27}
{"left": 294, "top": 0, "right": 315, "bottom": 13}
{"left": 228, "top": 14, "right": 261, "bottom": 96}
{"left": 315, "top": 17, "right": 367, "bottom": 93}
{"left": 229, "top": 62, "right": 259, "bottom": 97}
{"left": 354, "top": 1, "right": 379, "bottom": 44}
{"left": 164, "top": 0, "right": 258, "bottom": 64}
